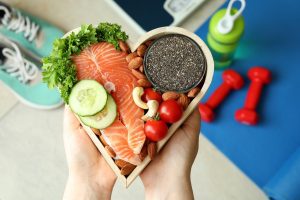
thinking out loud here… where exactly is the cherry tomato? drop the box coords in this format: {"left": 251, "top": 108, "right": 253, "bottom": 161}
{"left": 158, "top": 100, "right": 183, "bottom": 123}
{"left": 145, "top": 120, "right": 168, "bottom": 142}
{"left": 141, "top": 88, "right": 162, "bottom": 103}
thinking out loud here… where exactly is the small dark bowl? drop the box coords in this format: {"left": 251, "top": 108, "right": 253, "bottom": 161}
{"left": 143, "top": 34, "right": 207, "bottom": 93}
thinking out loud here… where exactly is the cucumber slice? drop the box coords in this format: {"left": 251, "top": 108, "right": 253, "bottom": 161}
{"left": 69, "top": 80, "right": 108, "bottom": 116}
{"left": 80, "top": 95, "right": 117, "bottom": 129}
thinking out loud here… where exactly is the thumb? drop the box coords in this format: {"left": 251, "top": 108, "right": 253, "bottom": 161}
{"left": 183, "top": 109, "right": 201, "bottom": 132}
{"left": 64, "top": 106, "right": 81, "bottom": 132}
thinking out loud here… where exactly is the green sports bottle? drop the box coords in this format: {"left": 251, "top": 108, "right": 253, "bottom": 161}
{"left": 207, "top": 0, "right": 246, "bottom": 70}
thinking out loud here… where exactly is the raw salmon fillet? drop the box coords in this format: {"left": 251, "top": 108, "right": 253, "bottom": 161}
{"left": 72, "top": 42, "right": 146, "bottom": 165}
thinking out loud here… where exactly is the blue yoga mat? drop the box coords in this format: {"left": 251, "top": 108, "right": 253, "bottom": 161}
{"left": 264, "top": 147, "right": 300, "bottom": 200}
{"left": 195, "top": 0, "right": 300, "bottom": 199}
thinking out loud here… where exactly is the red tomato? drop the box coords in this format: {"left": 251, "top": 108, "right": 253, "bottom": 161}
{"left": 145, "top": 120, "right": 168, "bottom": 142}
{"left": 158, "top": 100, "right": 183, "bottom": 123}
{"left": 141, "top": 88, "right": 162, "bottom": 103}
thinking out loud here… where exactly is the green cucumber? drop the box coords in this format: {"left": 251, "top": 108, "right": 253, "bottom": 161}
{"left": 69, "top": 80, "right": 108, "bottom": 116}
{"left": 80, "top": 95, "right": 117, "bottom": 129}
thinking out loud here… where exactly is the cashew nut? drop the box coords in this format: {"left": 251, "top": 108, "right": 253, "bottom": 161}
{"left": 132, "top": 87, "right": 148, "bottom": 109}
{"left": 141, "top": 100, "right": 159, "bottom": 121}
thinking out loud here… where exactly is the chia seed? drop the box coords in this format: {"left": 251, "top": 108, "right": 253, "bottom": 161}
{"left": 144, "top": 34, "right": 206, "bottom": 93}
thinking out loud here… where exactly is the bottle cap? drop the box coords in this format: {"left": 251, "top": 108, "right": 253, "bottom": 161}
{"left": 217, "top": 0, "right": 246, "bottom": 34}
{"left": 209, "top": 7, "right": 245, "bottom": 44}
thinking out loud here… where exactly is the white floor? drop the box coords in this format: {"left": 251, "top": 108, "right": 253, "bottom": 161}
{"left": 0, "top": 101, "right": 267, "bottom": 200}
{"left": 0, "top": 0, "right": 268, "bottom": 199}
{"left": 0, "top": 89, "right": 267, "bottom": 200}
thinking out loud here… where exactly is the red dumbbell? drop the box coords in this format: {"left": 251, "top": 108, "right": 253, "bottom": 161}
{"left": 199, "top": 69, "right": 244, "bottom": 122}
{"left": 235, "top": 66, "right": 271, "bottom": 125}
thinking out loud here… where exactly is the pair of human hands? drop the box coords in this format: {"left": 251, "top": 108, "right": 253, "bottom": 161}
{"left": 63, "top": 106, "right": 200, "bottom": 200}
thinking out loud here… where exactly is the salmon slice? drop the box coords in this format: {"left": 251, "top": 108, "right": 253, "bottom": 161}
{"left": 102, "top": 120, "right": 141, "bottom": 165}
{"left": 72, "top": 42, "right": 146, "bottom": 165}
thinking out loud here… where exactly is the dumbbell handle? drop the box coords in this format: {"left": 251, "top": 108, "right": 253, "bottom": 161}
{"left": 244, "top": 80, "right": 263, "bottom": 110}
{"left": 206, "top": 83, "right": 232, "bottom": 109}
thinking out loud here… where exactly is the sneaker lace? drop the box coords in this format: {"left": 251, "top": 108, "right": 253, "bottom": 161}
{"left": 0, "top": 5, "right": 40, "bottom": 42}
{"left": 0, "top": 38, "right": 38, "bottom": 83}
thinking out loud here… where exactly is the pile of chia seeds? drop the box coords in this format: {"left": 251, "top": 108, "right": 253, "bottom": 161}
{"left": 144, "top": 34, "right": 206, "bottom": 92}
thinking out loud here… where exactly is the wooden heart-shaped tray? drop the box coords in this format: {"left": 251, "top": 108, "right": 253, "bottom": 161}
{"left": 64, "top": 26, "right": 214, "bottom": 187}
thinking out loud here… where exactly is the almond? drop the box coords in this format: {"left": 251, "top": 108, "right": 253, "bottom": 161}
{"left": 91, "top": 128, "right": 101, "bottom": 136}
{"left": 144, "top": 40, "right": 153, "bottom": 47}
{"left": 105, "top": 146, "right": 116, "bottom": 158}
{"left": 129, "top": 57, "right": 143, "bottom": 69}
{"left": 115, "top": 159, "right": 131, "bottom": 168}
{"left": 187, "top": 87, "right": 200, "bottom": 98}
{"left": 99, "top": 135, "right": 108, "bottom": 146}
{"left": 145, "top": 139, "right": 151, "bottom": 145}
{"left": 177, "top": 94, "right": 190, "bottom": 109}
{"left": 121, "top": 164, "right": 136, "bottom": 176}
{"left": 148, "top": 142, "right": 157, "bottom": 160}
{"left": 119, "top": 40, "right": 130, "bottom": 53}
{"left": 126, "top": 52, "right": 137, "bottom": 63}
{"left": 162, "top": 91, "right": 180, "bottom": 101}
{"left": 137, "top": 79, "right": 152, "bottom": 87}
{"left": 139, "top": 144, "right": 148, "bottom": 161}
{"left": 132, "top": 69, "right": 146, "bottom": 79}
{"left": 139, "top": 65, "right": 144, "bottom": 73}
{"left": 137, "top": 44, "right": 147, "bottom": 57}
